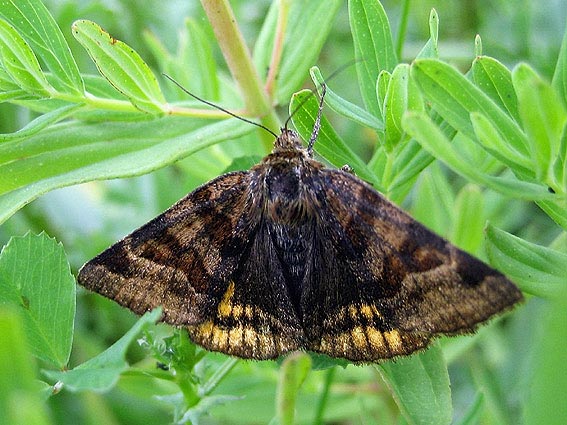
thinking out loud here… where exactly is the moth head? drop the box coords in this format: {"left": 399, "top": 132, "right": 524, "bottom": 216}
{"left": 272, "top": 129, "right": 307, "bottom": 153}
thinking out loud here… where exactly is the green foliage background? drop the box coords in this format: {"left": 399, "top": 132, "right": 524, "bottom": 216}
{"left": 0, "top": 0, "right": 566, "bottom": 424}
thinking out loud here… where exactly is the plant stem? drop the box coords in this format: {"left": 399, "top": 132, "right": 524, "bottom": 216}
{"left": 313, "top": 367, "right": 336, "bottom": 425}
{"left": 265, "top": 0, "right": 291, "bottom": 98}
{"left": 396, "top": 0, "right": 411, "bottom": 59}
{"left": 200, "top": 0, "right": 280, "bottom": 150}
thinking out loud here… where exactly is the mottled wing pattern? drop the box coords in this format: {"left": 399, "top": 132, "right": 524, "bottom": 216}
{"left": 188, "top": 224, "right": 305, "bottom": 359}
{"left": 78, "top": 172, "right": 254, "bottom": 326}
{"left": 302, "top": 169, "right": 523, "bottom": 362}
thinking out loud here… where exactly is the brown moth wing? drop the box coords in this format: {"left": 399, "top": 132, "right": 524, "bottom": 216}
{"left": 188, "top": 224, "right": 306, "bottom": 360}
{"left": 78, "top": 172, "right": 255, "bottom": 326}
{"left": 78, "top": 171, "right": 305, "bottom": 359}
{"left": 302, "top": 169, "right": 523, "bottom": 361}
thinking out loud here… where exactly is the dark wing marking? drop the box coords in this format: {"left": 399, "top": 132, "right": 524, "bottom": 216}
{"left": 188, "top": 222, "right": 305, "bottom": 359}
{"left": 78, "top": 172, "right": 255, "bottom": 326}
{"left": 301, "top": 169, "right": 523, "bottom": 362}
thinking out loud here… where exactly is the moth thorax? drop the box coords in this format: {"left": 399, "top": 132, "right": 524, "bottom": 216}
{"left": 266, "top": 167, "right": 313, "bottom": 224}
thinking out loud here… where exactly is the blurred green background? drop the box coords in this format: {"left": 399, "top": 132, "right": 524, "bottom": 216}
{"left": 1, "top": 1, "right": 566, "bottom": 424}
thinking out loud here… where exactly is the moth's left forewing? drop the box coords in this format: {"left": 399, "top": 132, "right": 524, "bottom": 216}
{"left": 78, "top": 171, "right": 256, "bottom": 325}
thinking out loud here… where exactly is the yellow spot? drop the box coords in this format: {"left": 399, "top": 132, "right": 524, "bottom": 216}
{"left": 348, "top": 305, "right": 358, "bottom": 320}
{"left": 244, "top": 327, "right": 257, "bottom": 347}
{"left": 384, "top": 330, "right": 403, "bottom": 351}
{"left": 212, "top": 326, "right": 228, "bottom": 350}
{"left": 196, "top": 320, "right": 214, "bottom": 339}
{"left": 229, "top": 326, "right": 244, "bottom": 347}
{"left": 361, "top": 304, "right": 376, "bottom": 320}
{"left": 232, "top": 304, "right": 243, "bottom": 319}
{"left": 351, "top": 326, "right": 368, "bottom": 350}
{"left": 366, "top": 327, "right": 385, "bottom": 351}
{"left": 244, "top": 305, "right": 254, "bottom": 320}
{"left": 218, "top": 281, "right": 235, "bottom": 317}
{"left": 258, "top": 333, "right": 275, "bottom": 355}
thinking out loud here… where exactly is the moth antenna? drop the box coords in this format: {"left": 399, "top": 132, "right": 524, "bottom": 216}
{"left": 307, "top": 83, "right": 326, "bottom": 156}
{"left": 285, "top": 59, "right": 361, "bottom": 155}
{"left": 162, "top": 73, "right": 278, "bottom": 138}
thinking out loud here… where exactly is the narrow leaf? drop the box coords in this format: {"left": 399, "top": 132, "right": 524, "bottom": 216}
{"left": 470, "top": 112, "right": 533, "bottom": 173}
{"left": 378, "top": 346, "right": 452, "bottom": 425}
{"left": 415, "top": 8, "right": 439, "bottom": 59}
{"left": 411, "top": 59, "right": 531, "bottom": 160}
{"left": 485, "top": 223, "right": 567, "bottom": 298}
{"left": 472, "top": 56, "right": 520, "bottom": 122}
{"left": 552, "top": 17, "right": 567, "bottom": 107}
{"left": 513, "top": 63, "right": 567, "bottom": 181}
{"left": 0, "top": 233, "right": 75, "bottom": 368}
{"left": 384, "top": 64, "right": 410, "bottom": 151}
{"left": 349, "top": 0, "right": 397, "bottom": 116}
{"left": 0, "top": 19, "right": 53, "bottom": 96}
{"left": 537, "top": 199, "right": 567, "bottom": 230}
{"left": 403, "top": 111, "right": 552, "bottom": 200}
{"left": 0, "top": 0, "right": 83, "bottom": 94}
{"left": 0, "top": 118, "right": 254, "bottom": 224}
{"left": 277, "top": 0, "right": 341, "bottom": 103}
{"left": 43, "top": 309, "right": 161, "bottom": 392}
{"left": 0, "top": 104, "right": 82, "bottom": 142}
{"left": 310, "top": 66, "right": 383, "bottom": 131}
{"left": 72, "top": 20, "right": 165, "bottom": 114}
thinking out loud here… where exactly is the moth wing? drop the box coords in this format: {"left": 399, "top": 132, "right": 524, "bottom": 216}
{"left": 303, "top": 169, "right": 523, "bottom": 361}
{"left": 78, "top": 172, "right": 255, "bottom": 326}
{"left": 188, "top": 223, "right": 306, "bottom": 359}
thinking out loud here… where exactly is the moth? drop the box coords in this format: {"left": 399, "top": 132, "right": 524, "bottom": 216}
{"left": 78, "top": 85, "right": 523, "bottom": 362}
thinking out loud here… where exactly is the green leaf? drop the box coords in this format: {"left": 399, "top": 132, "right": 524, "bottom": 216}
{"left": 0, "top": 104, "right": 82, "bottom": 142}
{"left": 147, "top": 18, "right": 219, "bottom": 101}
{"left": 452, "top": 184, "right": 484, "bottom": 254}
{"left": 254, "top": 0, "right": 341, "bottom": 104}
{"left": 377, "top": 345, "right": 452, "bottom": 425}
{"left": 43, "top": 309, "right": 161, "bottom": 392}
{"left": 472, "top": 56, "right": 520, "bottom": 122}
{"left": 376, "top": 70, "right": 391, "bottom": 119}
{"left": 0, "top": 308, "right": 51, "bottom": 425}
{"left": 485, "top": 223, "right": 567, "bottom": 298}
{"left": 415, "top": 8, "right": 439, "bottom": 59}
{"left": 72, "top": 20, "right": 166, "bottom": 114}
{"left": 470, "top": 112, "right": 533, "bottom": 172}
{"left": 410, "top": 59, "right": 532, "bottom": 166}
{"left": 279, "top": 0, "right": 341, "bottom": 103}
{"left": 513, "top": 63, "right": 567, "bottom": 182}
{"left": 310, "top": 66, "right": 383, "bottom": 131}
{"left": 552, "top": 17, "right": 567, "bottom": 108}
{"left": 403, "top": 111, "right": 552, "bottom": 200}
{"left": 384, "top": 64, "right": 410, "bottom": 151}
{"left": 553, "top": 124, "right": 567, "bottom": 191}
{"left": 349, "top": 0, "right": 397, "bottom": 116}
{"left": 536, "top": 199, "right": 567, "bottom": 230}
{"left": 0, "top": 19, "right": 53, "bottom": 96}
{"left": 290, "top": 90, "right": 382, "bottom": 189}
{"left": 0, "top": 233, "right": 75, "bottom": 368}
{"left": 0, "top": 118, "right": 253, "bottom": 224}
{"left": 0, "top": 0, "right": 83, "bottom": 95}
{"left": 410, "top": 165, "right": 455, "bottom": 236}
{"left": 276, "top": 352, "right": 312, "bottom": 425}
